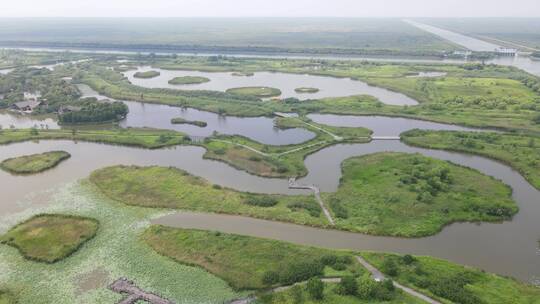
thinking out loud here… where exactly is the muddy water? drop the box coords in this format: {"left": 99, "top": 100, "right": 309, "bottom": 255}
{"left": 124, "top": 67, "right": 419, "bottom": 105}
{"left": 156, "top": 140, "right": 540, "bottom": 284}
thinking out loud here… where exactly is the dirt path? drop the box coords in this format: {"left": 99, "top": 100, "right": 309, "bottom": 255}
{"left": 288, "top": 178, "right": 335, "bottom": 225}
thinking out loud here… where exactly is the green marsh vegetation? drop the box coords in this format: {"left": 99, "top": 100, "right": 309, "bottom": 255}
{"left": 142, "top": 226, "right": 363, "bottom": 290}
{"left": 90, "top": 165, "right": 329, "bottom": 227}
{"left": 361, "top": 252, "right": 540, "bottom": 304}
{"left": 0, "top": 214, "right": 98, "bottom": 263}
{"left": 258, "top": 281, "right": 424, "bottom": 304}
{"left": 0, "top": 150, "right": 70, "bottom": 174}
{"left": 170, "top": 117, "right": 207, "bottom": 127}
{"left": 0, "top": 290, "right": 16, "bottom": 304}
{"left": 168, "top": 76, "right": 210, "bottom": 85}
{"left": 0, "top": 181, "right": 243, "bottom": 303}
{"left": 323, "top": 152, "right": 517, "bottom": 237}
{"left": 133, "top": 70, "right": 160, "bottom": 78}
{"left": 295, "top": 87, "right": 320, "bottom": 94}
{"left": 0, "top": 128, "right": 189, "bottom": 149}
{"left": 80, "top": 56, "right": 540, "bottom": 132}
{"left": 203, "top": 117, "right": 371, "bottom": 178}
{"left": 226, "top": 86, "right": 282, "bottom": 98}
{"left": 231, "top": 72, "right": 254, "bottom": 77}
{"left": 402, "top": 129, "right": 540, "bottom": 190}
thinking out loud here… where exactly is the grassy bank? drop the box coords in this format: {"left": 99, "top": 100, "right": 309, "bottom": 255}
{"left": 168, "top": 76, "right": 210, "bottom": 85}
{"left": 0, "top": 290, "right": 16, "bottom": 304}
{"left": 142, "top": 226, "right": 363, "bottom": 290}
{"left": 361, "top": 252, "right": 540, "bottom": 304}
{"left": 323, "top": 152, "right": 517, "bottom": 237}
{"left": 90, "top": 165, "right": 329, "bottom": 227}
{"left": 0, "top": 128, "right": 189, "bottom": 149}
{"left": 402, "top": 129, "right": 540, "bottom": 190}
{"left": 0, "top": 214, "right": 98, "bottom": 263}
{"left": 0, "top": 151, "right": 70, "bottom": 174}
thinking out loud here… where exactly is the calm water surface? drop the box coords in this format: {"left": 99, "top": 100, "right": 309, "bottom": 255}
{"left": 124, "top": 67, "right": 419, "bottom": 105}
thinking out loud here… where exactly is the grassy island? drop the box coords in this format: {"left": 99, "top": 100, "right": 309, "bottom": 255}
{"left": 295, "top": 87, "right": 320, "bottom": 94}
{"left": 142, "top": 226, "right": 363, "bottom": 290}
{"left": 323, "top": 152, "right": 517, "bottom": 237}
{"left": 133, "top": 70, "right": 160, "bottom": 78}
{"left": 170, "top": 117, "right": 208, "bottom": 127}
{"left": 90, "top": 165, "right": 328, "bottom": 227}
{"left": 361, "top": 252, "right": 540, "bottom": 304}
{"left": 231, "top": 72, "right": 254, "bottom": 77}
{"left": 0, "top": 214, "right": 98, "bottom": 263}
{"left": 402, "top": 129, "right": 540, "bottom": 190}
{"left": 1, "top": 151, "right": 70, "bottom": 174}
{"left": 168, "top": 76, "right": 210, "bottom": 85}
{"left": 226, "top": 86, "right": 282, "bottom": 98}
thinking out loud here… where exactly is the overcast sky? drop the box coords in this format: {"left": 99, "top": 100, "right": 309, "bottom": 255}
{"left": 0, "top": 0, "right": 539, "bottom": 18}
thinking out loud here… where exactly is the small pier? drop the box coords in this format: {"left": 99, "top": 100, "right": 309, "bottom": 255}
{"left": 109, "top": 278, "right": 175, "bottom": 304}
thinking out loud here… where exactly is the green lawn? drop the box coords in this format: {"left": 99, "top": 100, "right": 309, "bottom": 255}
{"left": 323, "top": 152, "right": 517, "bottom": 237}
{"left": 402, "top": 129, "right": 540, "bottom": 190}
{"left": 361, "top": 252, "right": 540, "bottom": 304}
{"left": 168, "top": 76, "right": 210, "bottom": 85}
{"left": 0, "top": 128, "right": 189, "bottom": 149}
{"left": 226, "top": 87, "right": 282, "bottom": 98}
{"left": 0, "top": 214, "right": 98, "bottom": 263}
{"left": 133, "top": 70, "right": 160, "bottom": 78}
{"left": 0, "top": 150, "right": 70, "bottom": 174}
{"left": 90, "top": 165, "right": 329, "bottom": 227}
{"left": 142, "top": 226, "right": 363, "bottom": 290}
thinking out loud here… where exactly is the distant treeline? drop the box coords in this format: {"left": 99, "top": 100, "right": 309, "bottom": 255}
{"left": 0, "top": 41, "right": 452, "bottom": 58}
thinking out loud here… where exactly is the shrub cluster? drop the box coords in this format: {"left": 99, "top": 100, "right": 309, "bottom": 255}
{"left": 244, "top": 196, "right": 279, "bottom": 207}
{"left": 287, "top": 201, "right": 321, "bottom": 217}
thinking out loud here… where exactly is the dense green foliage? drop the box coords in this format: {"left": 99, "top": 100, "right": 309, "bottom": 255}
{"left": 362, "top": 252, "right": 540, "bottom": 304}
{"left": 0, "top": 67, "right": 80, "bottom": 113}
{"left": 168, "top": 76, "right": 210, "bottom": 85}
{"left": 402, "top": 129, "right": 540, "bottom": 190}
{"left": 58, "top": 99, "right": 128, "bottom": 124}
{"left": 142, "top": 226, "right": 363, "bottom": 290}
{"left": 170, "top": 117, "right": 207, "bottom": 127}
{"left": 0, "top": 214, "right": 98, "bottom": 263}
{"left": 323, "top": 152, "right": 517, "bottom": 236}
{"left": 0, "top": 150, "right": 70, "bottom": 174}
{"left": 90, "top": 166, "right": 329, "bottom": 227}
{"left": 0, "top": 290, "right": 16, "bottom": 304}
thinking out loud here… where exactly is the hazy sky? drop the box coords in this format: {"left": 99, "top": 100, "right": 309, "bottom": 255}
{"left": 0, "top": 0, "right": 539, "bottom": 18}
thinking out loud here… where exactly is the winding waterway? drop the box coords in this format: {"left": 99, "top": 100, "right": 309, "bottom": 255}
{"left": 1, "top": 47, "right": 540, "bottom": 285}
{"left": 124, "top": 66, "right": 419, "bottom": 105}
